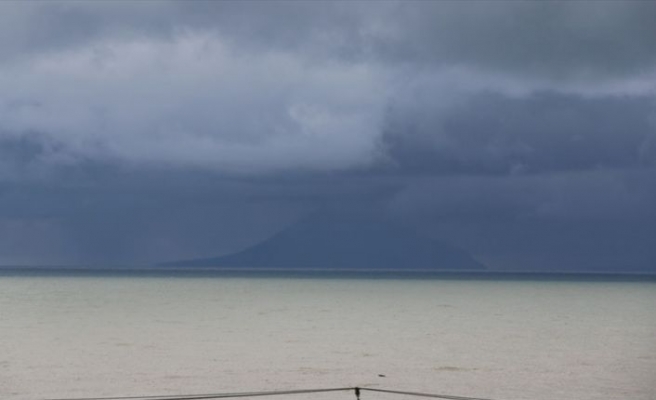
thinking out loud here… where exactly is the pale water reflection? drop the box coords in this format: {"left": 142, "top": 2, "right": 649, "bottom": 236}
{"left": 1, "top": 274, "right": 654, "bottom": 400}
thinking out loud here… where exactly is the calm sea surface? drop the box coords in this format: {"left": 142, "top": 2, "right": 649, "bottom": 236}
{"left": 1, "top": 270, "right": 655, "bottom": 400}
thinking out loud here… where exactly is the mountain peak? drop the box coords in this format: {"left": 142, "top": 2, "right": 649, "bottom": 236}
{"left": 162, "top": 212, "right": 486, "bottom": 270}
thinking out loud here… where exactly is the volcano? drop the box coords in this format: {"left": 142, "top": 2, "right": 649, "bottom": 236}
{"left": 162, "top": 212, "right": 486, "bottom": 270}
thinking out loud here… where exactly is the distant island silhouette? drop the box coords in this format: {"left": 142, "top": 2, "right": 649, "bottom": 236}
{"left": 161, "top": 211, "right": 486, "bottom": 270}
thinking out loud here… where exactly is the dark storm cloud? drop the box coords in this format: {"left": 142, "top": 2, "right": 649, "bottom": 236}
{"left": 375, "top": 1, "right": 656, "bottom": 80}
{"left": 382, "top": 91, "right": 656, "bottom": 175}
{"left": 386, "top": 169, "right": 656, "bottom": 223}
{"left": 0, "top": 1, "right": 655, "bottom": 269}
{"left": 0, "top": 163, "right": 400, "bottom": 265}
{"left": 4, "top": 2, "right": 656, "bottom": 78}
{"left": 383, "top": 169, "right": 656, "bottom": 271}
{"left": 2, "top": 1, "right": 656, "bottom": 176}
{"left": 0, "top": 135, "right": 47, "bottom": 178}
{"left": 0, "top": 2, "right": 369, "bottom": 63}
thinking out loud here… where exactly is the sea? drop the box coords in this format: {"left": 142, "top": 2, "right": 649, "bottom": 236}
{"left": 1, "top": 269, "right": 655, "bottom": 400}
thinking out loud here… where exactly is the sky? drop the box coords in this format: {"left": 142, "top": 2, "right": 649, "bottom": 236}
{"left": 0, "top": 0, "right": 655, "bottom": 271}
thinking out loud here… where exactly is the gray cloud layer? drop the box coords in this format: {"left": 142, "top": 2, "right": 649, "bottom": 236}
{"left": 2, "top": 1, "right": 656, "bottom": 176}
{"left": 383, "top": 91, "right": 656, "bottom": 175}
{"left": 0, "top": 1, "right": 655, "bottom": 269}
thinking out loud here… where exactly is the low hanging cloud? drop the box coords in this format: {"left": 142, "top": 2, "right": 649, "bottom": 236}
{"left": 1, "top": 1, "right": 656, "bottom": 178}
{"left": 0, "top": 31, "right": 388, "bottom": 174}
{"left": 382, "top": 89, "right": 656, "bottom": 175}
{"left": 375, "top": 1, "right": 656, "bottom": 82}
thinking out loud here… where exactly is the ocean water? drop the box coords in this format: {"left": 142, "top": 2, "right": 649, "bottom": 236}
{"left": 1, "top": 270, "right": 655, "bottom": 400}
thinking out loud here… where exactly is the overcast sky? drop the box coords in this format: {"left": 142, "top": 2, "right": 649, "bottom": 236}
{"left": 0, "top": 1, "right": 655, "bottom": 271}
